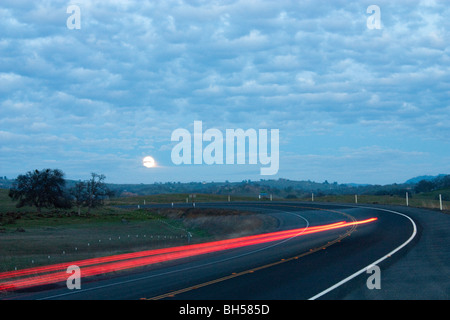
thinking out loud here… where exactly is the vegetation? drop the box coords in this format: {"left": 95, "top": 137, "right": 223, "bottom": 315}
{"left": 70, "top": 173, "right": 113, "bottom": 214}
{"left": 7, "top": 169, "right": 113, "bottom": 214}
{"left": 414, "top": 175, "right": 450, "bottom": 196}
{"left": 2, "top": 170, "right": 449, "bottom": 208}
{"left": 2, "top": 170, "right": 450, "bottom": 213}
{"left": 8, "top": 169, "right": 71, "bottom": 213}
{"left": 99, "top": 175, "right": 450, "bottom": 201}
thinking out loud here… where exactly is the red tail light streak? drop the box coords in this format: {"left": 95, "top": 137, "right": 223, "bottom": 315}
{"left": 0, "top": 218, "right": 377, "bottom": 292}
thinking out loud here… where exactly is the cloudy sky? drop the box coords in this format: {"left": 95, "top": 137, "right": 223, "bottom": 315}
{"left": 1, "top": 0, "right": 449, "bottom": 184}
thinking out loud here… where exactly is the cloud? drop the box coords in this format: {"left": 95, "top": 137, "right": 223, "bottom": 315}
{"left": 1, "top": 0, "right": 449, "bottom": 183}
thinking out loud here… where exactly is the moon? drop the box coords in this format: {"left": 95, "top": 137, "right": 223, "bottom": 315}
{"left": 143, "top": 156, "right": 156, "bottom": 168}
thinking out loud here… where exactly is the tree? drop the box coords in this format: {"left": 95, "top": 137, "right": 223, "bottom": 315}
{"left": 435, "top": 175, "right": 450, "bottom": 190}
{"left": 414, "top": 179, "right": 435, "bottom": 193}
{"left": 70, "top": 180, "right": 88, "bottom": 216}
{"left": 68, "top": 173, "right": 113, "bottom": 214}
{"left": 9, "top": 169, "right": 71, "bottom": 212}
{"left": 85, "top": 173, "right": 113, "bottom": 213}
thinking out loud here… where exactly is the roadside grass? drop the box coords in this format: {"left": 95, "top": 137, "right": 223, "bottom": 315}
{"left": 304, "top": 191, "right": 449, "bottom": 211}
{"left": 0, "top": 207, "right": 197, "bottom": 272}
{"left": 107, "top": 193, "right": 257, "bottom": 205}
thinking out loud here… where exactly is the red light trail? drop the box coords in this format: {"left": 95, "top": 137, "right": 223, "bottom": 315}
{"left": 0, "top": 218, "right": 376, "bottom": 292}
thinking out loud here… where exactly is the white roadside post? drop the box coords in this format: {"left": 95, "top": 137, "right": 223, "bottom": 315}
{"left": 406, "top": 192, "right": 409, "bottom": 207}
{"left": 439, "top": 194, "right": 443, "bottom": 211}
{"left": 355, "top": 195, "right": 358, "bottom": 204}
{"left": 312, "top": 193, "right": 314, "bottom": 202}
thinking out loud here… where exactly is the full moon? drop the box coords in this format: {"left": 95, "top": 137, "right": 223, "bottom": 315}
{"left": 143, "top": 156, "right": 156, "bottom": 168}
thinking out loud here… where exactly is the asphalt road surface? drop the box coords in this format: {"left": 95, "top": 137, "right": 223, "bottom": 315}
{"left": 3, "top": 201, "right": 449, "bottom": 300}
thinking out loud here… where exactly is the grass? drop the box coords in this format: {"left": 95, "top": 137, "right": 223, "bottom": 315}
{"left": 304, "top": 191, "right": 449, "bottom": 211}
{"left": 107, "top": 193, "right": 258, "bottom": 205}
{"left": 0, "top": 208, "right": 195, "bottom": 272}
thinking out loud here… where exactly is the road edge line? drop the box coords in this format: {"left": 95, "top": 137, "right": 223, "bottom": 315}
{"left": 308, "top": 206, "right": 417, "bottom": 300}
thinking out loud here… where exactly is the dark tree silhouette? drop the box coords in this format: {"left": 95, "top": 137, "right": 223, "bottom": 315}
{"left": 85, "top": 173, "right": 113, "bottom": 213}
{"left": 414, "top": 179, "right": 435, "bottom": 193}
{"left": 9, "top": 169, "right": 71, "bottom": 212}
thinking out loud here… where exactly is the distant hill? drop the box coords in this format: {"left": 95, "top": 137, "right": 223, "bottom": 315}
{"left": 101, "top": 178, "right": 412, "bottom": 198}
{"left": 405, "top": 174, "right": 447, "bottom": 184}
{"left": 2, "top": 173, "right": 448, "bottom": 199}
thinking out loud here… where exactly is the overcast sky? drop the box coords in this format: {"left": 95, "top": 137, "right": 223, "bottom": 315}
{"left": 1, "top": 0, "right": 449, "bottom": 184}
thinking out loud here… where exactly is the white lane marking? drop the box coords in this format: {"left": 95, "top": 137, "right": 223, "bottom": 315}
{"left": 37, "top": 207, "right": 309, "bottom": 300}
{"left": 308, "top": 206, "right": 417, "bottom": 300}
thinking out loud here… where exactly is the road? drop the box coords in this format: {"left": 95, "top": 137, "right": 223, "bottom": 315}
{"left": 2, "top": 201, "right": 449, "bottom": 300}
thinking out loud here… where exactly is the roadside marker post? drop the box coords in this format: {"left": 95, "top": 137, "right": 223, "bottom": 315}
{"left": 439, "top": 194, "right": 443, "bottom": 211}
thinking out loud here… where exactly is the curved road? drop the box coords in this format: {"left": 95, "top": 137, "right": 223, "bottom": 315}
{"left": 3, "top": 201, "right": 449, "bottom": 300}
